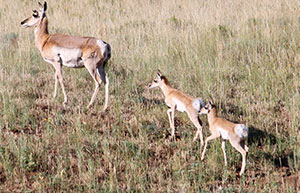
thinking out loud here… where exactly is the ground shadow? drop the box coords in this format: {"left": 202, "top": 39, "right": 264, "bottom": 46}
{"left": 141, "top": 96, "right": 162, "bottom": 106}
{"left": 247, "top": 126, "right": 296, "bottom": 169}
{"left": 247, "top": 126, "right": 277, "bottom": 146}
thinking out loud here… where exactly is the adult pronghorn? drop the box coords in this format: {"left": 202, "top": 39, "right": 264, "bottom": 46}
{"left": 21, "top": 1, "right": 111, "bottom": 110}
{"left": 148, "top": 70, "right": 205, "bottom": 145}
{"left": 199, "top": 101, "right": 249, "bottom": 176}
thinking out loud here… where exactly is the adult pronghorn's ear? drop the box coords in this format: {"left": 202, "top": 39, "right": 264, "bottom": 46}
{"left": 38, "top": 1, "right": 47, "bottom": 12}
{"left": 43, "top": 1, "right": 47, "bottom": 12}
{"left": 32, "top": 10, "right": 38, "bottom": 17}
{"left": 38, "top": 2, "right": 43, "bottom": 10}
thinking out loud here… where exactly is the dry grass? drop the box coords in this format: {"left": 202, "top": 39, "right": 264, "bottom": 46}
{"left": 0, "top": 0, "right": 300, "bottom": 192}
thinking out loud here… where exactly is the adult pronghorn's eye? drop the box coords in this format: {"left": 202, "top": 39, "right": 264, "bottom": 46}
{"left": 32, "top": 10, "right": 38, "bottom": 17}
{"left": 154, "top": 80, "right": 158, "bottom": 83}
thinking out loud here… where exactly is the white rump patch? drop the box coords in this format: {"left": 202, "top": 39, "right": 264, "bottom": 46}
{"left": 173, "top": 98, "right": 186, "bottom": 112}
{"left": 52, "top": 46, "right": 83, "bottom": 68}
{"left": 97, "top": 40, "right": 107, "bottom": 57}
{"left": 218, "top": 128, "right": 230, "bottom": 140}
{"left": 192, "top": 98, "right": 205, "bottom": 112}
{"left": 234, "top": 124, "right": 248, "bottom": 139}
{"left": 166, "top": 102, "right": 171, "bottom": 108}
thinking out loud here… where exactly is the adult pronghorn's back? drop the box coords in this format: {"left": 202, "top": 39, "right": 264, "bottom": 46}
{"left": 43, "top": 34, "right": 110, "bottom": 68}
{"left": 21, "top": 1, "right": 111, "bottom": 110}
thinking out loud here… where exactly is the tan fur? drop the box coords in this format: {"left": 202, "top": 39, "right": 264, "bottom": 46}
{"left": 21, "top": 2, "right": 111, "bottom": 110}
{"left": 199, "top": 101, "right": 249, "bottom": 176}
{"left": 148, "top": 71, "right": 205, "bottom": 146}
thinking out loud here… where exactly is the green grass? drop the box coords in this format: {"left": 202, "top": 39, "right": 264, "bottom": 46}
{"left": 0, "top": 0, "right": 300, "bottom": 192}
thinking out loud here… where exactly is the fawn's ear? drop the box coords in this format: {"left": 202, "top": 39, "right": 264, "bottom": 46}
{"left": 156, "top": 70, "right": 162, "bottom": 79}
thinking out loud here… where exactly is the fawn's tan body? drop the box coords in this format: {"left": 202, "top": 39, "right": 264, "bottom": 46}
{"left": 21, "top": 2, "right": 111, "bottom": 110}
{"left": 149, "top": 71, "right": 205, "bottom": 145}
{"left": 200, "top": 101, "right": 249, "bottom": 176}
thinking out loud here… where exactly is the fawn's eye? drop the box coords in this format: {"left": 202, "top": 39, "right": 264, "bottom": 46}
{"left": 154, "top": 80, "right": 157, "bottom": 83}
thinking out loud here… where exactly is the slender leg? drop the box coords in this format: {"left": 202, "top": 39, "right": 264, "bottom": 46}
{"left": 230, "top": 140, "right": 247, "bottom": 176}
{"left": 167, "top": 109, "right": 173, "bottom": 131}
{"left": 170, "top": 105, "right": 175, "bottom": 138}
{"left": 97, "top": 65, "right": 109, "bottom": 111}
{"left": 201, "top": 133, "right": 220, "bottom": 160}
{"left": 240, "top": 140, "right": 249, "bottom": 152}
{"left": 53, "top": 73, "right": 58, "bottom": 98}
{"left": 189, "top": 114, "right": 204, "bottom": 146}
{"left": 221, "top": 140, "right": 227, "bottom": 166}
{"left": 103, "top": 75, "right": 109, "bottom": 111}
{"left": 86, "top": 66, "right": 100, "bottom": 108}
{"left": 52, "top": 62, "right": 67, "bottom": 105}
{"left": 167, "top": 105, "right": 176, "bottom": 139}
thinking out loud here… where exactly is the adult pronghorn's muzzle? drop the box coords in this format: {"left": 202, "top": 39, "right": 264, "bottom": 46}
{"left": 20, "top": 19, "right": 28, "bottom": 27}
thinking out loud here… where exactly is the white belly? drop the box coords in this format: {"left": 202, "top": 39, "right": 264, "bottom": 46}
{"left": 52, "top": 46, "right": 84, "bottom": 68}
{"left": 173, "top": 98, "right": 186, "bottom": 112}
{"left": 218, "top": 128, "right": 229, "bottom": 140}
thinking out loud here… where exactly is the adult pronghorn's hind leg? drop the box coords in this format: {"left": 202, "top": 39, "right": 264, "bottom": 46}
{"left": 85, "top": 61, "right": 109, "bottom": 111}
{"left": 97, "top": 64, "right": 109, "bottom": 111}
{"left": 85, "top": 59, "right": 101, "bottom": 109}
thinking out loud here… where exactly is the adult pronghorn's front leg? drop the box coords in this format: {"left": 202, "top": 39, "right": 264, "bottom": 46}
{"left": 52, "top": 61, "right": 68, "bottom": 105}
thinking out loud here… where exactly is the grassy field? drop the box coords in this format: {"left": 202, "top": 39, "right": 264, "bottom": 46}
{"left": 0, "top": 0, "right": 300, "bottom": 192}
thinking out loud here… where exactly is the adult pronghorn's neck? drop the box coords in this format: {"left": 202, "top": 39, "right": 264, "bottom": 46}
{"left": 207, "top": 108, "right": 218, "bottom": 125}
{"left": 34, "top": 17, "right": 50, "bottom": 51}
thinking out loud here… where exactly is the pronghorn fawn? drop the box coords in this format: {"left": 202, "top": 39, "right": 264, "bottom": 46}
{"left": 148, "top": 70, "right": 205, "bottom": 145}
{"left": 199, "top": 101, "right": 249, "bottom": 176}
{"left": 21, "top": 1, "right": 111, "bottom": 110}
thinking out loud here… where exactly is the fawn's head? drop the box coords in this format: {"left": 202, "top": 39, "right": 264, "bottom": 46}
{"left": 21, "top": 1, "right": 47, "bottom": 28}
{"left": 148, "top": 70, "right": 168, "bottom": 89}
{"left": 199, "top": 100, "right": 216, "bottom": 115}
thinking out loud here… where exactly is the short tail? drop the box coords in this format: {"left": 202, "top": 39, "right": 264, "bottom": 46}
{"left": 192, "top": 98, "right": 206, "bottom": 112}
{"left": 234, "top": 124, "right": 248, "bottom": 139}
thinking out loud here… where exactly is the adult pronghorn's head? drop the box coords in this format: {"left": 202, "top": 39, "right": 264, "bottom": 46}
{"left": 199, "top": 100, "right": 215, "bottom": 115}
{"left": 148, "top": 70, "right": 169, "bottom": 89}
{"left": 21, "top": 1, "right": 47, "bottom": 28}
